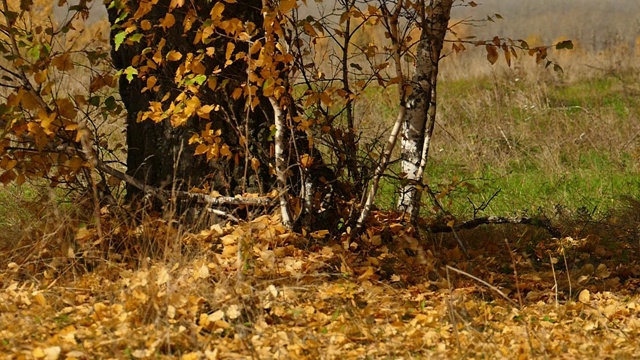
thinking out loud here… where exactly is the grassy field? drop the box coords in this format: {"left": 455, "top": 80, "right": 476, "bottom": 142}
{"left": 367, "top": 57, "right": 640, "bottom": 221}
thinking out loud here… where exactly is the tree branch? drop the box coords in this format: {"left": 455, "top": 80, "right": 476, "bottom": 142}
{"left": 422, "top": 216, "right": 561, "bottom": 238}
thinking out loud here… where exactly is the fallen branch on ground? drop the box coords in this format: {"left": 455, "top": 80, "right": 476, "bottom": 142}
{"left": 423, "top": 216, "right": 561, "bottom": 238}
{"left": 95, "top": 158, "right": 274, "bottom": 208}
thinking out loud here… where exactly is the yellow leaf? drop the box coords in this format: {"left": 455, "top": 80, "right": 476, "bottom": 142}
{"left": 181, "top": 353, "right": 199, "bottom": 360}
{"left": 210, "top": 2, "right": 225, "bottom": 20}
{"left": 303, "top": 22, "right": 317, "bottom": 37}
{"left": 319, "top": 91, "right": 332, "bottom": 106}
{"left": 32, "top": 348, "right": 45, "bottom": 359}
{"left": 208, "top": 310, "right": 225, "bottom": 322}
{"left": 222, "top": 244, "right": 238, "bottom": 258}
{"left": 279, "top": 0, "right": 297, "bottom": 13}
{"left": 170, "top": 0, "right": 185, "bottom": 9}
{"left": 197, "top": 104, "right": 214, "bottom": 119}
{"left": 1, "top": 158, "right": 18, "bottom": 171}
{"left": 231, "top": 87, "right": 243, "bottom": 100}
{"left": 217, "top": 144, "right": 229, "bottom": 159}
{"left": 357, "top": 266, "right": 375, "bottom": 281}
{"left": 156, "top": 267, "right": 170, "bottom": 286}
{"left": 225, "top": 42, "right": 235, "bottom": 61}
{"left": 170, "top": 112, "right": 189, "bottom": 127}
{"left": 192, "top": 60, "right": 206, "bottom": 74}
{"left": 20, "top": 90, "right": 41, "bottom": 111}
{"left": 140, "top": 19, "right": 152, "bottom": 30}
{"left": 196, "top": 264, "right": 210, "bottom": 279}
{"left": 166, "top": 50, "right": 183, "bottom": 61}
{"left": 143, "top": 77, "right": 156, "bottom": 92}
{"left": 67, "top": 156, "right": 84, "bottom": 172}
{"left": 251, "top": 158, "right": 260, "bottom": 172}
{"left": 40, "top": 112, "right": 57, "bottom": 136}
{"left": 194, "top": 144, "right": 209, "bottom": 156}
{"left": 310, "top": 229, "right": 329, "bottom": 239}
{"left": 578, "top": 289, "right": 590, "bottom": 303}
{"left": 56, "top": 98, "right": 77, "bottom": 120}
{"left": 34, "top": 69, "right": 47, "bottom": 85}
{"left": 249, "top": 41, "right": 262, "bottom": 55}
{"left": 207, "top": 77, "right": 218, "bottom": 91}
{"left": 33, "top": 292, "right": 47, "bottom": 307}
{"left": 161, "top": 13, "right": 176, "bottom": 29}
{"left": 299, "top": 154, "right": 313, "bottom": 169}
{"left": 75, "top": 227, "right": 93, "bottom": 242}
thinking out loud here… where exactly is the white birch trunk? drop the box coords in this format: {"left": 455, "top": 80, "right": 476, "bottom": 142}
{"left": 397, "top": 0, "right": 453, "bottom": 221}
{"left": 269, "top": 96, "right": 293, "bottom": 228}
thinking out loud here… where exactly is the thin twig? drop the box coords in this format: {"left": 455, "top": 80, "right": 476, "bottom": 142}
{"left": 445, "top": 265, "right": 518, "bottom": 307}
{"left": 549, "top": 254, "right": 559, "bottom": 307}
{"left": 445, "top": 266, "right": 462, "bottom": 356}
{"left": 561, "top": 246, "right": 572, "bottom": 299}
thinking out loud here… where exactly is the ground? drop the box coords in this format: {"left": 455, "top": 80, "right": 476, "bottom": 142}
{"left": 1, "top": 205, "right": 639, "bottom": 358}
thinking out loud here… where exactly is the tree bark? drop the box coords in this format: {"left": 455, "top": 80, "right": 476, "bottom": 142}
{"left": 107, "top": 0, "right": 273, "bottom": 203}
{"left": 397, "top": 0, "right": 453, "bottom": 221}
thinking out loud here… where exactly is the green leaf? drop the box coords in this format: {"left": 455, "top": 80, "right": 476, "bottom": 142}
{"left": 555, "top": 40, "right": 574, "bottom": 50}
{"left": 104, "top": 96, "right": 117, "bottom": 111}
{"left": 123, "top": 66, "right": 138, "bottom": 82}
{"left": 26, "top": 44, "right": 40, "bottom": 60}
{"left": 193, "top": 74, "right": 207, "bottom": 85}
{"left": 88, "top": 96, "right": 101, "bottom": 107}
{"left": 114, "top": 31, "right": 127, "bottom": 51}
{"left": 114, "top": 10, "right": 129, "bottom": 24}
{"left": 129, "top": 33, "right": 144, "bottom": 43}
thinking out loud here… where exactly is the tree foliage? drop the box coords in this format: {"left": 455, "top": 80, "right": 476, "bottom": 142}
{"left": 0, "top": 0, "right": 572, "bottom": 232}
{"left": 0, "top": 0, "right": 117, "bottom": 190}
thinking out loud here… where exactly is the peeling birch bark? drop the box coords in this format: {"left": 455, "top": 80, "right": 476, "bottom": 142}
{"left": 397, "top": 0, "right": 453, "bottom": 221}
{"left": 269, "top": 96, "right": 293, "bottom": 228}
{"left": 411, "top": 88, "right": 438, "bottom": 223}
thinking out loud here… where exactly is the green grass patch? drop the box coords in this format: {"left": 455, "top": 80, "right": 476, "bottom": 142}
{"left": 372, "top": 68, "right": 640, "bottom": 222}
{"left": 413, "top": 151, "right": 640, "bottom": 219}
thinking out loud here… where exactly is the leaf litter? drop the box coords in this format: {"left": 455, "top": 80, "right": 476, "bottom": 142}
{"left": 1, "top": 212, "right": 640, "bottom": 359}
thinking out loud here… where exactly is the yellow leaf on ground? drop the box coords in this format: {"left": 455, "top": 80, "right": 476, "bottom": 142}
{"left": 161, "top": 13, "right": 176, "bottom": 29}
{"left": 579, "top": 289, "right": 590, "bottom": 303}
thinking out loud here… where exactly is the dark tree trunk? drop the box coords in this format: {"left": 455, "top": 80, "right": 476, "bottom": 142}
{"left": 107, "top": 0, "right": 273, "bottom": 201}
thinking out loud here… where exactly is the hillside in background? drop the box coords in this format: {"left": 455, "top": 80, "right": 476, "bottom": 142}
{"left": 58, "top": 0, "right": 640, "bottom": 52}
{"left": 453, "top": 0, "right": 640, "bottom": 51}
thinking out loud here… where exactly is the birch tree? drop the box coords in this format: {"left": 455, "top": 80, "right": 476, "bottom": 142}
{"left": 397, "top": 0, "right": 453, "bottom": 222}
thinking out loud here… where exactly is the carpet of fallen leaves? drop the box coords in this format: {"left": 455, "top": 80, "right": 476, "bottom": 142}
{"left": 1, "top": 210, "right": 640, "bottom": 359}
